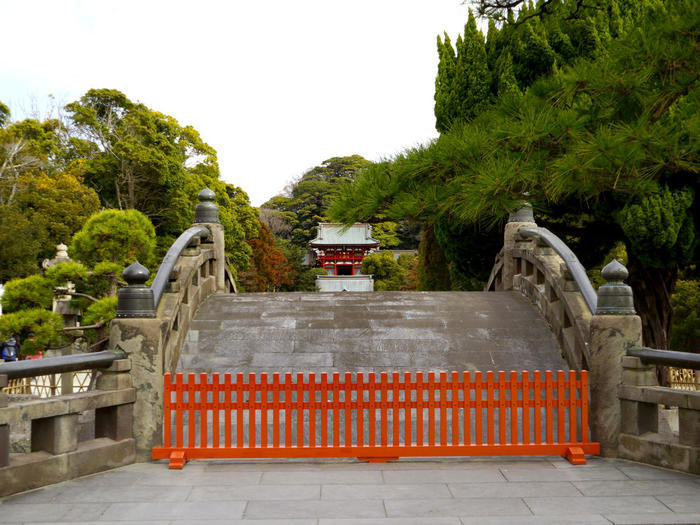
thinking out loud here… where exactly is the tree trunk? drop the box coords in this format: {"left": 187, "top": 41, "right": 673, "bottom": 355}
{"left": 626, "top": 254, "right": 677, "bottom": 350}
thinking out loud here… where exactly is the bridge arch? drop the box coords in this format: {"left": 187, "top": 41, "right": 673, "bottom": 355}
{"left": 486, "top": 203, "right": 597, "bottom": 371}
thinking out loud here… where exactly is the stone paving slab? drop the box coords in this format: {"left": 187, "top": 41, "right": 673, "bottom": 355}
{"left": 179, "top": 291, "right": 566, "bottom": 374}
{"left": 0, "top": 457, "right": 698, "bottom": 524}
{"left": 524, "top": 495, "right": 673, "bottom": 515}
{"left": 603, "top": 514, "right": 700, "bottom": 524}
{"left": 383, "top": 496, "right": 533, "bottom": 517}
{"left": 244, "top": 499, "right": 387, "bottom": 519}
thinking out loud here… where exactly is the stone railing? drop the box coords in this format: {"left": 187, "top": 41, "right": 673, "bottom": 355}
{"left": 109, "top": 188, "right": 235, "bottom": 460}
{"left": 619, "top": 348, "right": 700, "bottom": 474}
{"left": 0, "top": 350, "right": 134, "bottom": 496}
{"left": 487, "top": 203, "right": 647, "bottom": 459}
{"left": 486, "top": 204, "right": 595, "bottom": 370}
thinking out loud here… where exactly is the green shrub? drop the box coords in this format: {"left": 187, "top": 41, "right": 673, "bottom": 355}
{"left": 0, "top": 309, "right": 65, "bottom": 354}
{"left": 1, "top": 275, "right": 53, "bottom": 313}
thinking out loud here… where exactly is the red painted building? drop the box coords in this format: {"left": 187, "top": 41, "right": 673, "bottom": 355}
{"left": 309, "top": 223, "right": 379, "bottom": 276}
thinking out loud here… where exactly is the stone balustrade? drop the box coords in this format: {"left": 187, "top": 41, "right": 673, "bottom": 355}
{"left": 109, "top": 188, "right": 235, "bottom": 460}
{"left": 618, "top": 354, "right": 700, "bottom": 474}
{"left": 0, "top": 358, "right": 135, "bottom": 496}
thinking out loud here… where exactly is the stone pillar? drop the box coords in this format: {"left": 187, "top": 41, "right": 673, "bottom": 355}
{"left": 502, "top": 202, "right": 537, "bottom": 290}
{"left": 96, "top": 359, "right": 134, "bottom": 443}
{"left": 108, "top": 319, "right": 167, "bottom": 461}
{"left": 193, "top": 188, "right": 226, "bottom": 293}
{"left": 589, "top": 259, "right": 642, "bottom": 457}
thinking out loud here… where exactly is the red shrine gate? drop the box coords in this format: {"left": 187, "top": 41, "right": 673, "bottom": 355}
{"left": 152, "top": 369, "right": 600, "bottom": 469}
{"left": 309, "top": 223, "right": 379, "bottom": 276}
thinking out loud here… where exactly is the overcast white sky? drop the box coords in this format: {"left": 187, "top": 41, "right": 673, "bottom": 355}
{"left": 1, "top": 1, "right": 482, "bottom": 206}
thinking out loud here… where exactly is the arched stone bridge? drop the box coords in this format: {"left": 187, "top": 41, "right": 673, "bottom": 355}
{"left": 109, "top": 189, "right": 696, "bottom": 476}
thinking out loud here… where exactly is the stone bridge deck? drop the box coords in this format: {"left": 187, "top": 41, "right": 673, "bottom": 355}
{"left": 179, "top": 291, "right": 566, "bottom": 374}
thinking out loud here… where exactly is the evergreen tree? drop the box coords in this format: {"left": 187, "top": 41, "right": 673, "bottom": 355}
{"left": 494, "top": 51, "right": 521, "bottom": 97}
{"left": 434, "top": 33, "right": 458, "bottom": 134}
{"left": 453, "top": 11, "right": 491, "bottom": 122}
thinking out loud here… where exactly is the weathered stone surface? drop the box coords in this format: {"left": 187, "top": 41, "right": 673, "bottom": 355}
{"left": 0, "top": 424, "right": 8, "bottom": 467}
{"left": 678, "top": 407, "right": 700, "bottom": 447}
{"left": 31, "top": 413, "right": 78, "bottom": 455}
{"left": 621, "top": 356, "right": 657, "bottom": 387}
{"left": 67, "top": 437, "right": 135, "bottom": 479}
{"left": 619, "top": 433, "right": 698, "bottom": 474}
{"left": 109, "top": 318, "right": 168, "bottom": 461}
{"left": 103, "top": 358, "right": 132, "bottom": 373}
{"left": 589, "top": 315, "right": 642, "bottom": 457}
{"left": 96, "top": 370, "right": 132, "bottom": 390}
{"left": 621, "top": 399, "right": 658, "bottom": 435}
{"left": 0, "top": 438, "right": 134, "bottom": 497}
{"left": 96, "top": 403, "right": 133, "bottom": 441}
{"left": 0, "top": 388, "right": 135, "bottom": 425}
{"left": 179, "top": 292, "right": 566, "bottom": 375}
{"left": 502, "top": 221, "right": 536, "bottom": 291}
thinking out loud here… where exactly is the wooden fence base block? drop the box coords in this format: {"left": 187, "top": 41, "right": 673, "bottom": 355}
{"left": 169, "top": 450, "right": 186, "bottom": 469}
{"left": 357, "top": 457, "right": 399, "bottom": 463}
{"left": 564, "top": 446, "right": 586, "bottom": 465}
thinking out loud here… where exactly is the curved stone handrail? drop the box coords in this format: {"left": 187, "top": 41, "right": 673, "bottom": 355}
{"left": 151, "top": 225, "right": 212, "bottom": 309}
{"left": 518, "top": 227, "right": 597, "bottom": 313}
{"left": 486, "top": 215, "right": 594, "bottom": 370}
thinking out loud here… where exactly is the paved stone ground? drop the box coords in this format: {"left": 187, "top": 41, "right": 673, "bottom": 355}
{"left": 0, "top": 457, "right": 698, "bottom": 524}
{"left": 179, "top": 291, "right": 566, "bottom": 374}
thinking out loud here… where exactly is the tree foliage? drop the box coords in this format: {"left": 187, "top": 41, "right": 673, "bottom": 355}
{"left": 670, "top": 280, "right": 700, "bottom": 353}
{"left": 262, "top": 155, "right": 374, "bottom": 246}
{"left": 239, "top": 222, "right": 294, "bottom": 292}
{"left": 361, "top": 252, "right": 406, "bottom": 291}
{"left": 330, "top": 0, "right": 698, "bottom": 347}
{"left": 0, "top": 308, "right": 65, "bottom": 355}
{"left": 1, "top": 275, "right": 53, "bottom": 313}
{"left": 70, "top": 209, "right": 156, "bottom": 268}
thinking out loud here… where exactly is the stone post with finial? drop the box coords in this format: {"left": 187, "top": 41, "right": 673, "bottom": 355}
{"left": 502, "top": 199, "right": 537, "bottom": 290}
{"left": 588, "top": 259, "right": 643, "bottom": 457}
{"left": 110, "top": 262, "right": 167, "bottom": 461}
{"left": 193, "top": 187, "right": 226, "bottom": 293}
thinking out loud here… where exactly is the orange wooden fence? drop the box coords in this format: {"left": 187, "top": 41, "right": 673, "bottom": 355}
{"left": 152, "top": 370, "right": 599, "bottom": 468}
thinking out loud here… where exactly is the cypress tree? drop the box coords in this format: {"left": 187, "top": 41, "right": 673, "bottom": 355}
{"left": 495, "top": 51, "right": 521, "bottom": 97}
{"left": 453, "top": 10, "right": 490, "bottom": 122}
{"left": 434, "top": 33, "right": 457, "bottom": 134}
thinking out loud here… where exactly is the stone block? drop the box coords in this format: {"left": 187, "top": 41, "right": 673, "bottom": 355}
{"left": 95, "top": 403, "right": 133, "bottom": 441}
{"left": 618, "top": 433, "right": 695, "bottom": 474}
{"left": 0, "top": 392, "right": 7, "bottom": 409}
{"left": 621, "top": 399, "right": 658, "bottom": 435}
{"left": 688, "top": 390, "right": 700, "bottom": 410}
{"left": 0, "top": 424, "right": 8, "bottom": 467}
{"left": 181, "top": 246, "right": 200, "bottom": 256}
{"left": 0, "top": 374, "right": 7, "bottom": 388}
{"left": 67, "top": 437, "right": 135, "bottom": 479}
{"left": 104, "top": 358, "right": 131, "bottom": 373}
{"left": 0, "top": 437, "right": 135, "bottom": 497}
{"left": 0, "top": 451, "right": 68, "bottom": 497}
{"left": 31, "top": 413, "right": 78, "bottom": 455}
{"left": 622, "top": 360, "right": 657, "bottom": 387}
{"left": 678, "top": 407, "right": 700, "bottom": 446}
{"left": 96, "top": 371, "right": 132, "bottom": 391}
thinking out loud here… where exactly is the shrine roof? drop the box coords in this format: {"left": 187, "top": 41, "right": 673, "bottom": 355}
{"left": 309, "top": 223, "right": 379, "bottom": 247}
